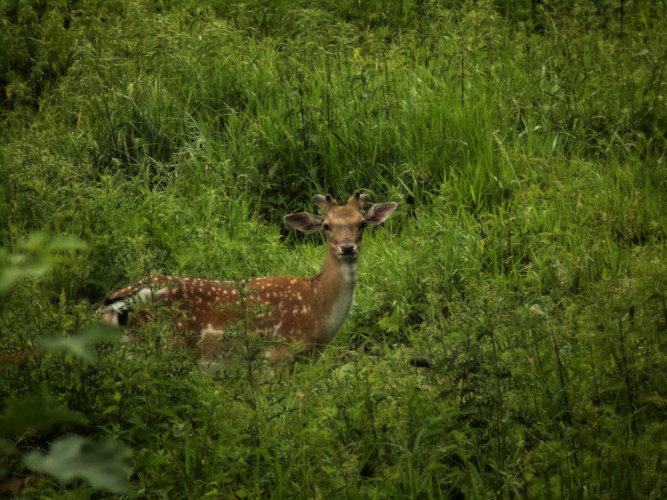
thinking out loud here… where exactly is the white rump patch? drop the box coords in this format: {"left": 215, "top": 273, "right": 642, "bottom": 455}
{"left": 106, "top": 300, "right": 128, "bottom": 314}
{"left": 100, "top": 299, "right": 129, "bottom": 325}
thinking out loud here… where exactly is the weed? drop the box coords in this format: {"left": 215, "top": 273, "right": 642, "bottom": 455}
{"left": 1, "top": 0, "right": 666, "bottom": 497}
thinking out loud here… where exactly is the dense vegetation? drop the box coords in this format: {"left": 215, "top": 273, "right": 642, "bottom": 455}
{"left": 1, "top": 0, "right": 666, "bottom": 497}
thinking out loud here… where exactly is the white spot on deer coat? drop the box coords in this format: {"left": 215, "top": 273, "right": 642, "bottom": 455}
{"left": 200, "top": 323, "right": 223, "bottom": 337}
{"left": 272, "top": 321, "right": 283, "bottom": 336}
{"left": 135, "top": 287, "right": 154, "bottom": 301}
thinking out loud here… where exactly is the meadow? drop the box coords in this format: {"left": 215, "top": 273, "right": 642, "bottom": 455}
{"left": 1, "top": 0, "right": 666, "bottom": 497}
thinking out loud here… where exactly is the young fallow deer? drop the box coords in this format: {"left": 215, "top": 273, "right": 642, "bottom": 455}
{"left": 100, "top": 191, "right": 397, "bottom": 370}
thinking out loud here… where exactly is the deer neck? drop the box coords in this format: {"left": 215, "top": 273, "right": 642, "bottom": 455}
{"left": 311, "top": 251, "right": 358, "bottom": 342}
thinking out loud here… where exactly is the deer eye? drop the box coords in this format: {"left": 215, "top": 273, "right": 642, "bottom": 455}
{"left": 359, "top": 220, "right": 367, "bottom": 230}
{"left": 322, "top": 223, "right": 331, "bottom": 231}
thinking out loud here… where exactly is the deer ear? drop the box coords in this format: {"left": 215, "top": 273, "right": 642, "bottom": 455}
{"left": 283, "top": 212, "right": 323, "bottom": 233}
{"left": 364, "top": 202, "right": 397, "bottom": 226}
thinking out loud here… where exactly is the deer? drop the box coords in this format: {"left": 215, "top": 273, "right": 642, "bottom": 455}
{"left": 100, "top": 191, "right": 397, "bottom": 371}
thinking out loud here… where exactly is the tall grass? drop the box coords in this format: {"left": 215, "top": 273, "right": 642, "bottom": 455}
{"left": 1, "top": 0, "right": 666, "bottom": 497}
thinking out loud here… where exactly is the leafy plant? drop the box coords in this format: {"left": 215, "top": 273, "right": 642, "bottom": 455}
{"left": 1, "top": 0, "right": 666, "bottom": 496}
{"left": 0, "top": 236, "right": 132, "bottom": 495}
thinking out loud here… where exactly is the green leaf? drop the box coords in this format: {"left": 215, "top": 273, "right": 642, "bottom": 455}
{"left": 0, "top": 437, "right": 16, "bottom": 456}
{"left": 0, "top": 234, "right": 88, "bottom": 295}
{"left": 38, "top": 323, "right": 123, "bottom": 363}
{"left": 0, "top": 261, "right": 50, "bottom": 296}
{"left": 23, "top": 436, "right": 133, "bottom": 494}
{"left": 0, "top": 392, "right": 88, "bottom": 436}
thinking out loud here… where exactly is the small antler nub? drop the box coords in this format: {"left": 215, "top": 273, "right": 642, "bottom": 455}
{"left": 313, "top": 193, "right": 338, "bottom": 213}
{"left": 347, "top": 191, "right": 371, "bottom": 210}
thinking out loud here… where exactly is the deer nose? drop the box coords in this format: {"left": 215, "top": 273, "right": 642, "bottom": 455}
{"left": 339, "top": 244, "right": 357, "bottom": 256}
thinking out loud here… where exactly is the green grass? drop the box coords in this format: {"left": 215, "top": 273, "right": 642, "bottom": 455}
{"left": 1, "top": 0, "right": 666, "bottom": 497}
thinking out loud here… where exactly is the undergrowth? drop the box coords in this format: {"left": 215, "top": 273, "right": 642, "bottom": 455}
{"left": 1, "top": 0, "right": 666, "bottom": 497}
